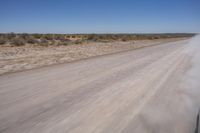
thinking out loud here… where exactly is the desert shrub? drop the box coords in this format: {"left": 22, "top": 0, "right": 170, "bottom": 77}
{"left": 39, "top": 38, "right": 49, "bottom": 46}
{"left": 20, "top": 33, "right": 29, "bottom": 40}
{"left": 87, "top": 34, "right": 97, "bottom": 41}
{"left": 154, "top": 36, "right": 160, "bottom": 39}
{"left": 40, "top": 38, "right": 48, "bottom": 43}
{"left": 110, "top": 35, "right": 118, "bottom": 40}
{"left": 57, "top": 38, "right": 71, "bottom": 45}
{"left": 0, "top": 38, "right": 7, "bottom": 45}
{"left": 74, "top": 40, "right": 83, "bottom": 44}
{"left": 11, "top": 38, "right": 26, "bottom": 46}
{"left": 121, "top": 38, "right": 128, "bottom": 42}
{"left": 71, "top": 35, "right": 76, "bottom": 38}
{"left": 32, "top": 34, "right": 43, "bottom": 39}
{"left": 58, "top": 41, "right": 70, "bottom": 46}
{"left": 7, "top": 33, "right": 16, "bottom": 40}
{"left": 48, "top": 39, "right": 55, "bottom": 45}
{"left": 98, "top": 35, "right": 105, "bottom": 40}
{"left": 43, "top": 34, "right": 55, "bottom": 40}
{"left": 54, "top": 34, "right": 65, "bottom": 41}
{"left": 53, "top": 34, "right": 60, "bottom": 40}
{"left": 26, "top": 36, "right": 38, "bottom": 44}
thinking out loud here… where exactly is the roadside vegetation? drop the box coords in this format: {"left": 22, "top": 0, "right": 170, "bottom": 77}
{"left": 0, "top": 33, "right": 195, "bottom": 46}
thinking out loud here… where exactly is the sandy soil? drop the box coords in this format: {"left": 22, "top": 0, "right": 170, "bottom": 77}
{"left": 0, "top": 38, "right": 185, "bottom": 75}
{"left": 0, "top": 37, "right": 199, "bottom": 133}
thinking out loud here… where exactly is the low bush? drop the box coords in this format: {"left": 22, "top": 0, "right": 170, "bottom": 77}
{"left": 122, "top": 38, "right": 128, "bottom": 42}
{"left": 39, "top": 38, "right": 49, "bottom": 46}
{"left": 27, "top": 37, "right": 38, "bottom": 44}
{"left": 0, "top": 38, "right": 7, "bottom": 45}
{"left": 43, "top": 34, "right": 55, "bottom": 40}
{"left": 11, "top": 38, "right": 26, "bottom": 46}
{"left": 7, "top": 33, "right": 17, "bottom": 40}
{"left": 58, "top": 41, "right": 70, "bottom": 46}
{"left": 32, "top": 34, "right": 43, "bottom": 39}
{"left": 40, "top": 38, "right": 48, "bottom": 43}
{"left": 74, "top": 40, "right": 83, "bottom": 44}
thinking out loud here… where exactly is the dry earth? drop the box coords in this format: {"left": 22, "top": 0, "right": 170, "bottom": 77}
{"left": 0, "top": 38, "right": 186, "bottom": 75}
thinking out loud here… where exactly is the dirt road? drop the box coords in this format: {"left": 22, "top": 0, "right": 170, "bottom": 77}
{"left": 0, "top": 37, "right": 200, "bottom": 133}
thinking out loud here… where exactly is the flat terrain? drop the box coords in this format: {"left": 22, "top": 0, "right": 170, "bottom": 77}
{"left": 0, "top": 38, "right": 185, "bottom": 75}
{"left": 0, "top": 37, "right": 200, "bottom": 133}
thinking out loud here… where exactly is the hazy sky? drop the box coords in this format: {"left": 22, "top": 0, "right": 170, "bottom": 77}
{"left": 0, "top": 0, "right": 199, "bottom": 33}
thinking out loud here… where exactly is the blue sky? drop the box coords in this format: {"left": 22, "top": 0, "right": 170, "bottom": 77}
{"left": 0, "top": 0, "right": 199, "bottom": 33}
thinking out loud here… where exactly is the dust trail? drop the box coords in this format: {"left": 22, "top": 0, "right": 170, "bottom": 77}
{"left": 122, "top": 36, "right": 200, "bottom": 133}
{"left": 173, "top": 34, "right": 200, "bottom": 132}
{"left": 183, "top": 34, "right": 200, "bottom": 115}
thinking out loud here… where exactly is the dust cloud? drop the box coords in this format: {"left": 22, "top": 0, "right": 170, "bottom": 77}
{"left": 183, "top": 34, "right": 200, "bottom": 115}
{"left": 123, "top": 35, "right": 200, "bottom": 133}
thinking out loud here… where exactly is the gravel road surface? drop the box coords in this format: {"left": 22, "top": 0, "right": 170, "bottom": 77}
{"left": 0, "top": 37, "right": 200, "bottom": 133}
